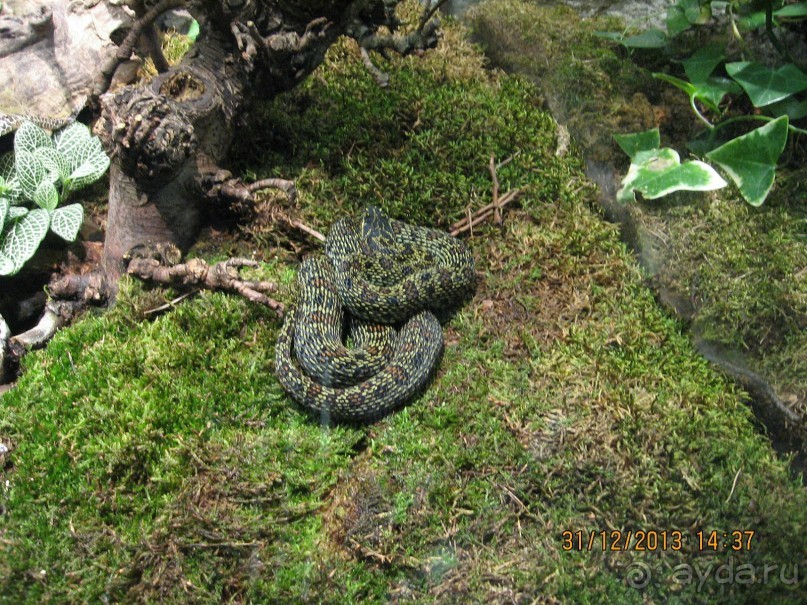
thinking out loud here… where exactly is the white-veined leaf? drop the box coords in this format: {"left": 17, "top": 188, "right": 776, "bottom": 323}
{"left": 54, "top": 122, "right": 92, "bottom": 172}
{"left": 35, "top": 146, "right": 69, "bottom": 183}
{"left": 0, "top": 152, "right": 15, "bottom": 180}
{"left": 0, "top": 207, "right": 50, "bottom": 274}
{"left": 33, "top": 179, "right": 59, "bottom": 211}
{"left": 0, "top": 153, "right": 22, "bottom": 202}
{"left": 0, "top": 253, "right": 14, "bottom": 276}
{"left": 64, "top": 136, "right": 110, "bottom": 191}
{"left": 14, "top": 120, "right": 53, "bottom": 154}
{"left": 50, "top": 203, "right": 83, "bottom": 242}
{"left": 14, "top": 149, "right": 46, "bottom": 200}
{"left": 0, "top": 197, "right": 7, "bottom": 231}
{"left": 7, "top": 206, "right": 28, "bottom": 220}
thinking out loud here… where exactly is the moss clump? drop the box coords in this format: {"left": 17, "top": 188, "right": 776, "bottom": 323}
{"left": 234, "top": 31, "right": 569, "bottom": 231}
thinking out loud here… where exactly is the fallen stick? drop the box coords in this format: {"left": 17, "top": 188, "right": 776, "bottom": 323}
{"left": 450, "top": 189, "right": 521, "bottom": 236}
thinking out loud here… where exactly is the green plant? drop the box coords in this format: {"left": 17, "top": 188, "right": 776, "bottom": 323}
{"left": 599, "top": 0, "right": 807, "bottom": 206}
{"left": 0, "top": 121, "right": 109, "bottom": 275}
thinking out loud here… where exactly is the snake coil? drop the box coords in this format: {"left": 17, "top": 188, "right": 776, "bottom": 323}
{"left": 274, "top": 207, "right": 476, "bottom": 422}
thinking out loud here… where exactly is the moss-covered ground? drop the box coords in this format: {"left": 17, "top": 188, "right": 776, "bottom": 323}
{"left": 468, "top": 0, "right": 807, "bottom": 430}
{"left": 1, "top": 8, "right": 806, "bottom": 604}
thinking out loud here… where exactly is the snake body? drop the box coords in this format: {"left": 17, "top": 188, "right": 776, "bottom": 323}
{"left": 274, "top": 207, "right": 475, "bottom": 422}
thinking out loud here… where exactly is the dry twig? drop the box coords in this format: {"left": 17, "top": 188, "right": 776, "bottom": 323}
{"left": 449, "top": 154, "right": 522, "bottom": 236}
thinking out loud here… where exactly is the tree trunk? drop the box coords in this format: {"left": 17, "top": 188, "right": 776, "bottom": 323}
{"left": 97, "top": 0, "right": 440, "bottom": 276}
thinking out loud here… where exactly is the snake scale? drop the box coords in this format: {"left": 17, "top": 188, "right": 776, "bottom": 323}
{"left": 274, "top": 207, "right": 476, "bottom": 422}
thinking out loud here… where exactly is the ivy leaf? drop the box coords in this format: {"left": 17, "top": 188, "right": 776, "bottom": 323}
{"left": 766, "top": 97, "right": 807, "bottom": 121}
{"left": 617, "top": 147, "right": 726, "bottom": 203}
{"left": 682, "top": 0, "right": 711, "bottom": 24}
{"left": 775, "top": 2, "right": 807, "bottom": 18}
{"left": 666, "top": 4, "right": 692, "bottom": 36}
{"left": 706, "top": 115, "right": 789, "bottom": 206}
{"left": 595, "top": 29, "right": 668, "bottom": 49}
{"left": 667, "top": 0, "right": 712, "bottom": 36}
{"left": 14, "top": 120, "right": 53, "bottom": 155}
{"left": 654, "top": 73, "right": 739, "bottom": 114}
{"left": 613, "top": 128, "right": 660, "bottom": 159}
{"left": 692, "top": 77, "right": 742, "bottom": 109}
{"left": 50, "top": 203, "right": 84, "bottom": 242}
{"left": 683, "top": 43, "right": 724, "bottom": 83}
{"left": 621, "top": 29, "right": 668, "bottom": 49}
{"left": 726, "top": 62, "right": 807, "bottom": 107}
{"left": 0, "top": 207, "right": 50, "bottom": 275}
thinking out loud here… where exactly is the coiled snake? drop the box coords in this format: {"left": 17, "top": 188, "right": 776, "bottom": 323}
{"left": 274, "top": 207, "right": 476, "bottom": 422}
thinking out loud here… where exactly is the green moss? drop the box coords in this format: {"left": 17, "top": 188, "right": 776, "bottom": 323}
{"left": 235, "top": 34, "right": 566, "bottom": 230}
{"left": 467, "top": 0, "right": 806, "bottom": 422}
{"left": 467, "top": 0, "right": 662, "bottom": 162}
{"left": 1, "top": 6, "right": 805, "bottom": 604}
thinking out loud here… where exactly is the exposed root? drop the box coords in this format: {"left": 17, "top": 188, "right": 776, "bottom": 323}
{"left": 360, "top": 47, "right": 389, "bottom": 87}
{"left": 127, "top": 256, "right": 284, "bottom": 316}
{"left": 201, "top": 169, "right": 297, "bottom": 206}
{"left": 0, "top": 300, "right": 84, "bottom": 386}
{"left": 10, "top": 306, "right": 62, "bottom": 348}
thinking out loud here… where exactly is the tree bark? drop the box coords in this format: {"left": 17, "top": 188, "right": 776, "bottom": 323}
{"left": 97, "top": 0, "right": 441, "bottom": 277}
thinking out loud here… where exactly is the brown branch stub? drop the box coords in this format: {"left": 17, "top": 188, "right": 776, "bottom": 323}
{"left": 292, "top": 220, "right": 326, "bottom": 242}
{"left": 126, "top": 256, "right": 284, "bottom": 316}
{"left": 418, "top": 0, "right": 449, "bottom": 32}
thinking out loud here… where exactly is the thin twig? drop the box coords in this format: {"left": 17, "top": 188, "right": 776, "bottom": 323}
{"left": 725, "top": 468, "right": 742, "bottom": 504}
{"left": 119, "top": 0, "right": 186, "bottom": 61}
{"left": 144, "top": 291, "right": 196, "bottom": 315}
{"left": 489, "top": 155, "right": 501, "bottom": 225}
{"left": 292, "top": 220, "right": 326, "bottom": 241}
{"left": 496, "top": 151, "right": 521, "bottom": 170}
{"left": 450, "top": 189, "right": 520, "bottom": 237}
{"left": 360, "top": 47, "right": 390, "bottom": 87}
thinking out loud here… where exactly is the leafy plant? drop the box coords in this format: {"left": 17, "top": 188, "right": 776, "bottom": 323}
{"left": 599, "top": 0, "right": 807, "bottom": 206}
{"left": 0, "top": 121, "right": 109, "bottom": 275}
{"left": 614, "top": 128, "right": 727, "bottom": 203}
